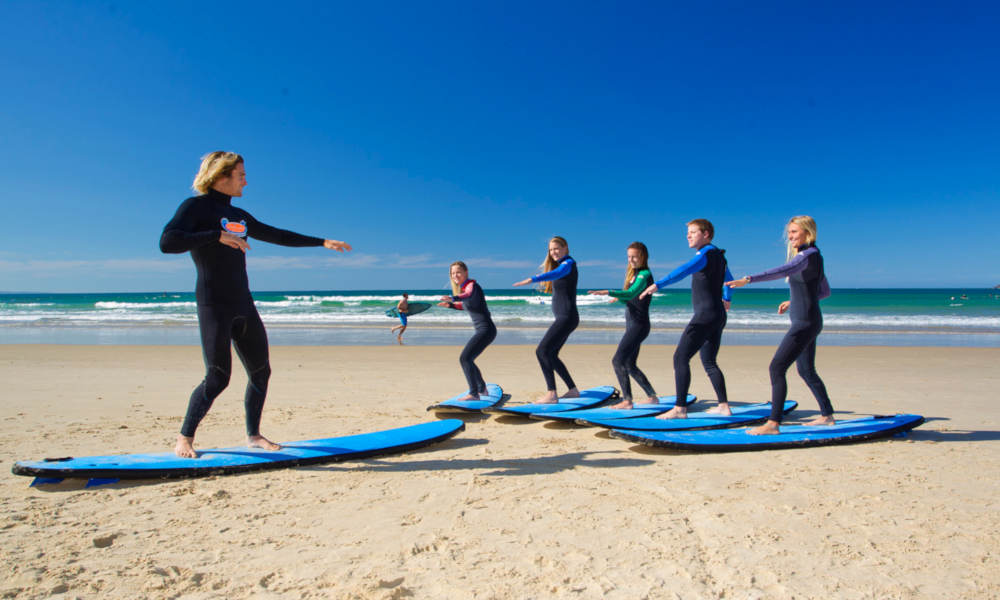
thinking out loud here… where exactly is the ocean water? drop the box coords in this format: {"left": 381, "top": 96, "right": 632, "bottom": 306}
{"left": 1, "top": 289, "right": 998, "bottom": 347}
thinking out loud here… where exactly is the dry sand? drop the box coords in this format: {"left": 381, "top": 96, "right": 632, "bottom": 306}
{"left": 1, "top": 343, "right": 998, "bottom": 599}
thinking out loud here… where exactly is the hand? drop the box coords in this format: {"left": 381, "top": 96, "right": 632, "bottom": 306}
{"left": 588, "top": 290, "right": 609, "bottom": 296}
{"left": 437, "top": 301, "right": 450, "bottom": 307}
{"left": 726, "top": 276, "right": 750, "bottom": 288}
{"left": 777, "top": 301, "right": 790, "bottom": 314}
{"left": 638, "top": 283, "right": 658, "bottom": 299}
{"left": 512, "top": 278, "right": 532, "bottom": 287}
{"left": 324, "top": 239, "right": 352, "bottom": 252}
{"left": 439, "top": 295, "right": 451, "bottom": 302}
{"left": 723, "top": 299, "right": 731, "bottom": 312}
{"left": 220, "top": 232, "right": 250, "bottom": 252}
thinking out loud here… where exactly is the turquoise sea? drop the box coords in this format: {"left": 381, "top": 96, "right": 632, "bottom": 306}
{"left": 1, "top": 288, "right": 998, "bottom": 347}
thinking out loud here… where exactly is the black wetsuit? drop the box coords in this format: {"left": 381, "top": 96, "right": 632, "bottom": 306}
{"left": 530, "top": 256, "right": 579, "bottom": 391}
{"left": 608, "top": 269, "right": 657, "bottom": 402}
{"left": 653, "top": 244, "right": 734, "bottom": 408}
{"left": 446, "top": 279, "right": 496, "bottom": 395}
{"left": 747, "top": 244, "right": 833, "bottom": 422}
{"left": 160, "top": 189, "right": 324, "bottom": 437}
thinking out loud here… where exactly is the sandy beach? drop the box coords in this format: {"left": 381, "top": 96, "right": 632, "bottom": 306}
{"left": 2, "top": 343, "right": 998, "bottom": 599}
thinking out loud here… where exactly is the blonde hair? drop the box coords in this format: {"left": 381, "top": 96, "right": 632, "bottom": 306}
{"left": 192, "top": 151, "right": 244, "bottom": 194}
{"left": 785, "top": 215, "right": 818, "bottom": 260}
{"left": 623, "top": 241, "right": 650, "bottom": 290}
{"left": 449, "top": 261, "right": 468, "bottom": 295}
{"left": 539, "top": 236, "right": 568, "bottom": 294}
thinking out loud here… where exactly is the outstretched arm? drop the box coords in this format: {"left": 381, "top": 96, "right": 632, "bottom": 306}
{"left": 608, "top": 270, "right": 653, "bottom": 301}
{"left": 529, "top": 258, "right": 575, "bottom": 283}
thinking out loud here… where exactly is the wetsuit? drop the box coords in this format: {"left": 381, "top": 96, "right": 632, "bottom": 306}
{"left": 445, "top": 279, "right": 496, "bottom": 395}
{"left": 530, "top": 256, "right": 579, "bottom": 391}
{"left": 746, "top": 244, "right": 833, "bottom": 422}
{"left": 607, "top": 268, "right": 657, "bottom": 402}
{"left": 653, "top": 244, "right": 734, "bottom": 408}
{"left": 160, "top": 188, "right": 325, "bottom": 438}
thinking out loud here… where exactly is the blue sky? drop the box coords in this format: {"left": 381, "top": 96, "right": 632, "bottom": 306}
{"left": 1, "top": 1, "right": 998, "bottom": 292}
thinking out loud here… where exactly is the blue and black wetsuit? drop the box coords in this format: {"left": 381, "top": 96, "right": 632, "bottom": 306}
{"left": 607, "top": 268, "right": 657, "bottom": 402}
{"left": 653, "top": 244, "right": 734, "bottom": 408}
{"left": 445, "top": 279, "right": 496, "bottom": 395}
{"left": 160, "top": 188, "right": 325, "bottom": 438}
{"left": 746, "top": 243, "right": 833, "bottom": 422}
{"left": 531, "top": 256, "right": 579, "bottom": 391}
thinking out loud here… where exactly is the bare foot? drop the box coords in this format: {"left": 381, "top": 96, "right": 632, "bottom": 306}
{"left": 803, "top": 415, "right": 836, "bottom": 426}
{"left": 560, "top": 387, "right": 581, "bottom": 399}
{"left": 396, "top": 335, "right": 404, "bottom": 345}
{"left": 655, "top": 406, "right": 688, "bottom": 420}
{"left": 248, "top": 435, "right": 282, "bottom": 451}
{"left": 455, "top": 393, "right": 478, "bottom": 402}
{"left": 636, "top": 396, "right": 660, "bottom": 405}
{"left": 748, "top": 420, "right": 781, "bottom": 435}
{"left": 705, "top": 402, "right": 732, "bottom": 416}
{"left": 608, "top": 399, "right": 634, "bottom": 410}
{"left": 537, "top": 391, "right": 559, "bottom": 404}
{"left": 174, "top": 435, "right": 197, "bottom": 458}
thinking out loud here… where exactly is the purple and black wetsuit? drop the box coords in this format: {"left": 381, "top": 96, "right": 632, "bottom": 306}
{"left": 746, "top": 243, "right": 833, "bottom": 422}
{"left": 653, "top": 244, "right": 734, "bottom": 408}
{"left": 160, "top": 188, "right": 325, "bottom": 438}
{"left": 530, "top": 256, "right": 579, "bottom": 392}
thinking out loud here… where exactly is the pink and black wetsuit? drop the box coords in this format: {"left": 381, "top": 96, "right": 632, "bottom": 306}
{"left": 444, "top": 279, "right": 496, "bottom": 395}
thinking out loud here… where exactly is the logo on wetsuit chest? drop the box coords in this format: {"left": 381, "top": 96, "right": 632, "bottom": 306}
{"left": 221, "top": 218, "right": 247, "bottom": 238}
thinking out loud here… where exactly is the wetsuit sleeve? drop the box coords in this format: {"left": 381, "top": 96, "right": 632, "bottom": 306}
{"left": 818, "top": 275, "right": 831, "bottom": 300}
{"left": 530, "top": 258, "right": 575, "bottom": 283}
{"left": 244, "top": 213, "right": 325, "bottom": 247}
{"left": 722, "top": 266, "right": 735, "bottom": 302}
{"left": 159, "top": 198, "right": 221, "bottom": 253}
{"left": 653, "top": 253, "right": 707, "bottom": 289}
{"left": 452, "top": 281, "right": 475, "bottom": 300}
{"left": 746, "top": 248, "right": 816, "bottom": 283}
{"left": 608, "top": 270, "right": 651, "bottom": 300}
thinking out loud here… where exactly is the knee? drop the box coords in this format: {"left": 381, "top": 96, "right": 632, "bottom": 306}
{"left": 203, "top": 365, "right": 231, "bottom": 396}
{"left": 249, "top": 363, "right": 271, "bottom": 389}
{"left": 796, "top": 363, "right": 819, "bottom": 380}
{"left": 535, "top": 346, "right": 550, "bottom": 364}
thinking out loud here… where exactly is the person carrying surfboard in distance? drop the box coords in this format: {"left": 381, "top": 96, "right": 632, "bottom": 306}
{"left": 390, "top": 293, "right": 410, "bottom": 344}
{"left": 513, "top": 236, "right": 581, "bottom": 404}
{"left": 438, "top": 262, "right": 497, "bottom": 401}
{"left": 160, "top": 151, "right": 352, "bottom": 458}
{"left": 726, "top": 215, "right": 834, "bottom": 435}
{"left": 639, "top": 219, "right": 734, "bottom": 419}
{"left": 588, "top": 242, "right": 659, "bottom": 409}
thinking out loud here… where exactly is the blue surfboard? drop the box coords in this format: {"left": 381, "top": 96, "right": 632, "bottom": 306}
{"left": 486, "top": 385, "right": 617, "bottom": 416}
{"left": 529, "top": 394, "right": 697, "bottom": 422}
{"left": 583, "top": 401, "right": 796, "bottom": 430}
{"left": 427, "top": 383, "right": 504, "bottom": 413}
{"left": 610, "top": 414, "right": 924, "bottom": 451}
{"left": 12, "top": 420, "right": 465, "bottom": 481}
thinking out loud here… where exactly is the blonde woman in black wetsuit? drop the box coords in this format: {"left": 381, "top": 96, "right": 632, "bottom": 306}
{"left": 727, "top": 215, "right": 834, "bottom": 435}
{"left": 513, "top": 236, "right": 580, "bottom": 404}
{"left": 160, "top": 151, "right": 351, "bottom": 458}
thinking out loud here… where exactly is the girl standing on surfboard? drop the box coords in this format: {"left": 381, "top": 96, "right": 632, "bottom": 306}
{"left": 726, "top": 215, "right": 835, "bottom": 435}
{"left": 160, "top": 151, "right": 352, "bottom": 458}
{"left": 513, "top": 236, "right": 580, "bottom": 404}
{"left": 588, "top": 242, "right": 659, "bottom": 409}
{"left": 640, "top": 219, "right": 735, "bottom": 419}
{"left": 438, "top": 262, "right": 497, "bottom": 400}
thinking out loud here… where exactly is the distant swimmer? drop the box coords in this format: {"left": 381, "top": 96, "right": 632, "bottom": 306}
{"left": 439, "top": 262, "right": 496, "bottom": 401}
{"left": 639, "top": 219, "right": 734, "bottom": 419}
{"left": 160, "top": 151, "right": 352, "bottom": 458}
{"left": 589, "top": 242, "right": 658, "bottom": 409}
{"left": 513, "top": 236, "right": 580, "bottom": 404}
{"left": 390, "top": 293, "right": 410, "bottom": 344}
{"left": 727, "top": 215, "right": 833, "bottom": 435}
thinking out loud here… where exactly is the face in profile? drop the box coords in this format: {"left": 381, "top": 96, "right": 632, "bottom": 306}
{"left": 215, "top": 163, "right": 248, "bottom": 197}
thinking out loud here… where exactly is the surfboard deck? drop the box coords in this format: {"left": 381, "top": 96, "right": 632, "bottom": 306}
{"left": 12, "top": 419, "right": 465, "bottom": 481}
{"left": 486, "top": 385, "right": 617, "bottom": 416}
{"left": 583, "top": 401, "right": 796, "bottom": 430}
{"left": 530, "top": 394, "right": 696, "bottom": 422}
{"left": 427, "top": 383, "right": 504, "bottom": 413}
{"left": 385, "top": 302, "right": 432, "bottom": 318}
{"left": 610, "top": 414, "right": 924, "bottom": 451}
